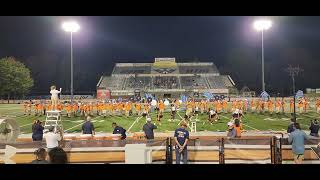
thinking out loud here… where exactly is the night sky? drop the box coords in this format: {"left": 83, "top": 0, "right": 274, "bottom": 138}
{"left": 0, "top": 16, "right": 319, "bottom": 96}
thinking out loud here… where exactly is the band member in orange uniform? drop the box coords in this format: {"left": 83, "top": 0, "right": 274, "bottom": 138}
{"left": 135, "top": 102, "right": 141, "bottom": 115}
{"left": 316, "top": 98, "right": 320, "bottom": 114}
{"left": 65, "top": 103, "right": 72, "bottom": 117}
{"left": 268, "top": 100, "right": 274, "bottom": 114}
{"left": 73, "top": 103, "right": 78, "bottom": 116}
{"left": 290, "top": 99, "right": 294, "bottom": 113}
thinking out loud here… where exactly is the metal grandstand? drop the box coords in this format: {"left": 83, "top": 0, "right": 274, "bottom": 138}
{"left": 97, "top": 58, "right": 236, "bottom": 98}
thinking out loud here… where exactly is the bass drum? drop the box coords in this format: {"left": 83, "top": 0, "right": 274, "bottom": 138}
{"left": 0, "top": 118, "right": 20, "bottom": 143}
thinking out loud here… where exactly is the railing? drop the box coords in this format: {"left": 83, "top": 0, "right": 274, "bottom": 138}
{"left": 1, "top": 136, "right": 319, "bottom": 164}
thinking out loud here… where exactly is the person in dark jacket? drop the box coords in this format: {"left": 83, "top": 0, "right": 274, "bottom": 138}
{"left": 112, "top": 122, "right": 127, "bottom": 140}
{"left": 143, "top": 117, "right": 157, "bottom": 140}
{"left": 309, "top": 119, "right": 319, "bottom": 137}
{"left": 82, "top": 116, "right": 95, "bottom": 135}
{"left": 32, "top": 120, "right": 44, "bottom": 141}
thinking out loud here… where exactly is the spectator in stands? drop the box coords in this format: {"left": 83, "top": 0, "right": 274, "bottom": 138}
{"left": 44, "top": 126, "right": 63, "bottom": 152}
{"left": 309, "top": 119, "right": 319, "bottom": 137}
{"left": 112, "top": 122, "right": 127, "bottom": 140}
{"left": 82, "top": 116, "right": 95, "bottom": 136}
{"left": 48, "top": 147, "right": 68, "bottom": 164}
{"left": 287, "top": 118, "right": 296, "bottom": 134}
{"left": 31, "top": 148, "right": 49, "bottom": 164}
{"left": 288, "top": 123, "right": 311, "bottom": 164}
{"left": 32, "top": 120, "right": 44, "bottom": 141}
{"left": 174, "top": 122, "right": 189, "bottom": 164}
{"left": 143, "top": 117, "right": 157, "bottom": 140}
{"left": 227, "top": 122, "right": 236, "bottom": 138}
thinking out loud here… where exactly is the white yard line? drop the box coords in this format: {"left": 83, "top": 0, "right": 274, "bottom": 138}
{"left": 127, "top": 116, "right": 142, "bottom": 132}
{"left": 64, "top": 116, "right": 100, "bottom": 132}
{"left": 19, "top": 122, "right": 34, "bottom": 128}
{"left": 220, "top": 114, "right": 261, "bottom": 131}
{"left": 176, "top": 112, "right": 184, "bottom": 120}
{"left": 243, "top": 124, "right": 260, "bottom": 131}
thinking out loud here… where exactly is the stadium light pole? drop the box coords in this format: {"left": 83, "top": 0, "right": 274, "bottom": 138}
{"left": 253, "top": 19, "right": 272, "bottom": 93}
{"left": 62, "top": 21, "right": 80, "bottom": 103}
{"left": 285, "top": 65, "right": 303, "bottom": 122}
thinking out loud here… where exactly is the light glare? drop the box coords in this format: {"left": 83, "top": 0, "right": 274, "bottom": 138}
{"left": 62, "top": 21, "right": 80, "bottom": 33}
{"left": 253, "top": 19, "right": 272, "bottom": 31}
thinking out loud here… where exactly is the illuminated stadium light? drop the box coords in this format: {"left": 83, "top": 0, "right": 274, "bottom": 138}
{"left": 253, "top": 19, "right": 272, "bottom": 93}
{"left": 61, "top": 21, "right": 80, "bottom": 103}
{"left": 62, "top": 21, "right": 80, "bottom": 32}
{"left": 253, "top": 19, "right": 272, "bottom": 31}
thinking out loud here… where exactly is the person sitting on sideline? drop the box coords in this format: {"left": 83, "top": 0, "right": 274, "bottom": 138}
{"left": 48, "top": 147, "right": 68, "bottom": 164}
{"left": 309, "top": 119, "right": 319, "bottom": 137}
{"left": 44, "top": 126, "right": 63, "bottom": 152}
{"left": 174, "top": 122, "right": 189, "bottom": 164}
{"left": 143, "top": 117, "right": 157, "bottom": 140}
{"left": 288, "top": 123, "right": 311, "bottom": 164}
{"left": 82, "top": 116, "right": 95, "bottom": 135}
{"left": 32, "top": 120, "right": 44, "bottom": 141}
{"left": 227, "top": 122, "right": 236, "bottom": 138}
{"left": 112, "top": 122, "right": 127, "bottom": 140}
{"left": 31, "top": 148, "right": 49, "bottom": 164}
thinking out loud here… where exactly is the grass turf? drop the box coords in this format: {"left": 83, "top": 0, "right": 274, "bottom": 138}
{"left": 0, "top": 104, "right": 319, "bottom": 134}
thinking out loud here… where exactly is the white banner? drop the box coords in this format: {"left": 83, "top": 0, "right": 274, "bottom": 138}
{"left": 60, "top": 95, "right": 94, "bottom": 100}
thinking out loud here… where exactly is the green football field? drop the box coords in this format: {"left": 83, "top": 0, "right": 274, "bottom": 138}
{"left": 0, "top": 104, "right": 319, "bottom": 134}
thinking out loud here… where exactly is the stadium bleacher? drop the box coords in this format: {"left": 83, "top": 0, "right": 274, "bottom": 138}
{"left": 113, "top": 65, "right": 151, "bottom": 75}
{"left": 97, "top": 58, "right": 235, "bottom": 97}
{"left": 180, "top": 76, "right": 209, "bottom": 89}
{"left": 153, "top": 76, "right": 179, "bottom": 89}
{"left": 125, "top": 76, "right": 152, "bottom": 90}
{"left": 99, "top": 76, "right": 126, "bottom": 90}
{"left": 206, "top": 76, "right": 228, "bottom": 89}
{"left": 178, "top": 63, "right": 219, "bottom": 74}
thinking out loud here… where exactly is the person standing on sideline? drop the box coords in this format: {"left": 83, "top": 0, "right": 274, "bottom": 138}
{"left": 287, "top": 118, "right": 296, "bottom": 134}
{"left": 44, "top": 126, "right": 63, "bottom": 152}
{"left": 288, "top": 123, "right": 311, "bottom": 164}
{"left": 112, "top": 122, "right": 127, "bottom": 140}
{"left": 174, "top": 122, "right": 189, "bottom": 164}
{"left": 309, "top": 119, "right": 319, "bottom": 137}
{"left": 227, "top": 122, "right": 236, "bottom": 138}
{"left": 32, "top": 120, "right": 44, "bottom": 141}
{"left": 82, "top": 116, "right": 95, "bottom": 135}
{"left": 143, "top": 117, "right": 157, "bottom": 140}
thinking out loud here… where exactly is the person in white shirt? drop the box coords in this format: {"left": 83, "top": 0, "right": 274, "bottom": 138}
{"left": 50, "top": 85, "right": 62, "bottom": 111}
{"left": 44, "top": 126, "right": 62, "bottom": 152}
